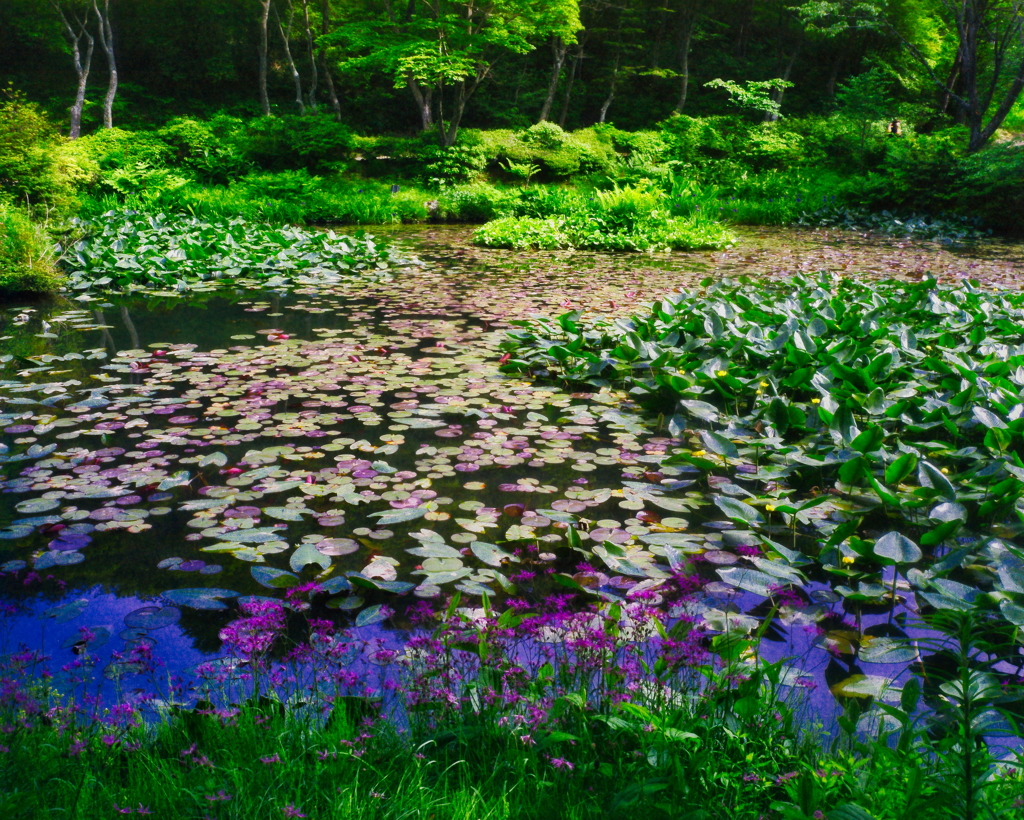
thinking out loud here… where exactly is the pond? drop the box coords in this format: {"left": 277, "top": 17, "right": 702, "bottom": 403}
{"left": 2, "top": 224, "right": 1024, "bottom": 726}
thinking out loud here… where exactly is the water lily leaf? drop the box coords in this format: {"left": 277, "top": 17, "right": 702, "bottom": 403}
{"left": 716, "top": 567, "right": 778, "bottom": 597}
{"left": 35, "top": 550, "right": 85, "bottom": 569}
{"left": 355, "top": 604, "right": 389, "bottom": 627}
{"left": 161, "top": 588, "right": 238, "bottom": 610}
{"left": 470, "top": 541, "right": 516, "bottom": 567}
{"left": 157, "top": 471, "right": 192, "bottom": 491}
{"left": 44, "top": 599, "right": 89, "bottom": 622}
{"left": 200, "top": 452, "right": 229, "bottom": 468}
{"left": 290, "top": 542, "right": 331, "bottom": 572}
{"left": 124, "top": 606, "right": 181, "bottom": 630}
{"left": 830, "top": 674, "right": 895, "bottom": 699}
{"left": 0, "top": 525, "right": 34, "bottom": 540}
{"left": 217, "top": 529, "right": 281, "bottom": 543}
{"left": 251, "top": 566, "right": 300, "bottom": 589}
{"left": 407, "top": 543, "right": 463, "bottom": 559}
{"left": 61, "top": 626, "right": 110, "bottom": 651}
{"left": 369, "top": 507, "right": 428, "bottom": 525}
{"left": 263, "top": 506, "right": 307, "bottom": 521}
{"left": 858, "top": 637, "right": 918, "bottom": 664}
{"left": 15, "top": 498, "right": 60, "bottom": 514}
{"left": 316, "top": 538, "right": 360, "bottom": 556}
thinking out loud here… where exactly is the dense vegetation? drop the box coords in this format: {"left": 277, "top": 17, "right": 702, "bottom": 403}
{"left": 1, "top": 0, "right": 1023, "bottom": 293}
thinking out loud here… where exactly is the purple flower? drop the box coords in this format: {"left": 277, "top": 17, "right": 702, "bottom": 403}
{"left": 260, "top": 753, "right": 280, "bottom": 765}
{"left": 281, "top": 805, "right": 307, "bottom": 818}
{"left": 550, "top": 757, "right": 574, "bottom": 770}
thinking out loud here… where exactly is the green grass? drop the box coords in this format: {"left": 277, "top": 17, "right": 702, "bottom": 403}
{"left": 0, "top": 201, "right": 64, "bottom": 294}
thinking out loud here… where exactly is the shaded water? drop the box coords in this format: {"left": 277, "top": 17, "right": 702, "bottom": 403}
{"left": 2, "top": 225, "right": 1024, "bottom": 712}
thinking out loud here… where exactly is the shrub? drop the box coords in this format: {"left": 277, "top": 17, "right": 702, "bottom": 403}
{"left": 422, "top": 144, "right": 488, "bottom": 186}
{"left": 436, "top": 183, "right": 511, "bottom": 222}
{"left": 474, "top": 184, "right": 734, "bottom": 251}
{"left": 241, "top": 114, "right": 353, "bottom": 172}
{"left": 0, "top": 95, "right": 93, "bottom": 214}
{"left": 76, "top": 127, "right": 173, "bottom": 171}
{"left": 158, "top": 115, "right": 252, "bottom": 183}
{"left": 473, "top": 215, "right": 572, "bottom": 249}
{"left": 0, "top": 201, "right": 63, "bottom": 293}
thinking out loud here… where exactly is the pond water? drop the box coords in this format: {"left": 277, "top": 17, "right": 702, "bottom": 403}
{"left": 2, "top": 225, "right": 1024, "bottom": 722}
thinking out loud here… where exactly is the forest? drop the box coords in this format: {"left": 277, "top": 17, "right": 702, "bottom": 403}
{"left": 2, "top": 3, "right": 1024, "bottom": 820}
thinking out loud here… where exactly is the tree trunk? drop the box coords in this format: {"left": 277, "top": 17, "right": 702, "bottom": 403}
{"left": 673, "top": 6, "right": 699, "bottom": 114}
{"left": 319, "top": 0, "right": 342, "bottom": 120}
{"left": 939, "top": 52, "right": 962, "bottom": 115}
{"left": 258, "top": 0, "right": 272, "bottom": 116}
{"left": 274, "top": 1, "right": 305, "bottom": 114}
{"left": 52, "top": 2, "right": 94, "bottom": 139}
{"left": 409, "top": 77, "right": 433, "bottom": 130}
{"left": 92, "top": 0, "right": 116, "bottom": 129}
{"left": 557, "top": 44, "right": 582, "bottom": 128}
{"left": 599, "top": 55, "right": 620, "bottom": 123}
{"left": 765, "top": 43, "right": 801, "bottom": 122}
{"left": 300, "top": 0, "right": 318, "bottom": 112}
{"left": 538, "top": 36, "right": 567, "bottom": 123}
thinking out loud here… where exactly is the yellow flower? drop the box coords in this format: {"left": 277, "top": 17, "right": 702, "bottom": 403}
{"left": 760, "top": 381, "right": 769, "bottom": 388}
{"left": 941, "top": 467, "right": 950, "bottom": 475}
{"left": 841, "top": 555, "right": 855, "bottom": 565}
{"left": 693, "top": 450, "right": 707, "bottom": 457}
{"left": 811, "top": 398, "right": 820, "bottom": 404}
{"left": 716, "top": 370, "right": 728, "bottom": 377}
{"left": 765, "top": 504, "right": 776, "bottom": 512}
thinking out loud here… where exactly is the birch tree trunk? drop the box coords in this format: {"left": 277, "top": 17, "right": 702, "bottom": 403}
{"left": 300, "top": 0, "right": 318, "bottom": 111}
{"left": 92, "top": 0, "right": 116, "bottom": 128}
{"left": 258, "top": 0, "right": 272, "bottom": 116}
{"left": 320, "top": 0, "right": 342, "bottom": 120}
{"left": 274, "top": 0, "right": 305, "bottom": 114}
{"left": 557, "top": 44, "right": 582, "bottom": 127}
{"left": 52, "top": 1, "right": 94, "bottom": 139}
{"left": 538, "top": 36, "right": 567, "bottom": 122}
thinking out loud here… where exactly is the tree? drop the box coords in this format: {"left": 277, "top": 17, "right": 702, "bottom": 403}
{"left": 331, "top": 0, "right": 582, "bottom": 146}
{"left": 257, "top": 0, "right": 272, "bottom": 116}
{"left": 91, "top": 0, "right": 116, "bottom": 128}
{"left": 50, "top": 0, "right": 93, "bottom": 138}
{"left": 809, "top": 0, "right": 1024, "bottom": 150}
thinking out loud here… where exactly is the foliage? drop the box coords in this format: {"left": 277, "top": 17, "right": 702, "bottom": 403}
{"left": 0, "top": 200, "right": 63, "bottom": 293}
{"left": 4, "top": 585, "right": 1023, "bottom": 820}
{"left": 503, "top": 273, "right": 1024, "bottom": 651}
{"left": 798, "top": 206, "right": 989, "bottom": 244}
{"left": 704, "top": 79, "right": 795, "bottom": 119}
{"left": 474, "top": 184, "right": 733, "bottom": 251}
{"left": 0, "top": 93, "right": 93, "bottom": 215}
{"left": 63, "top": 210, "right": 398, "bottom": 293}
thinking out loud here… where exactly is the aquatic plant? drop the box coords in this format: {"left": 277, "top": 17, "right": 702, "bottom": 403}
{"left": 62, "top": 210, "right": 399, "bottom": 294}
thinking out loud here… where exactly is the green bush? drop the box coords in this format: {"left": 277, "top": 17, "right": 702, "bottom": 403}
{"left": 467, "top": 124, "right": 618, "bottom": 180}
{"left": 0, "top": 201, "right": 63, "bottom": 293}
{"left": 158, "top": 115, "right": 253, "bottom": 183}
{"left": 0, "top": 95, "right": 94, "bottom": 215}
{"left": 436, "top": 182, "right": 511, "bottom": 221}
{"left": 474, "top": 183, "right": 734, "bottom": 251}
{"left": 242, "top": 114, "right": 353, "bottom": 172}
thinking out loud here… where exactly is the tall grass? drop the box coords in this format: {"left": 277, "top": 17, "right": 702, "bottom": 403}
{"left": 0, "top": 201, "right": 64, "bottom": 294}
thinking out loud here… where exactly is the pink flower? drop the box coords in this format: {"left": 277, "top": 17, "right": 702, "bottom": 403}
{"left": 204, "top": 790, "right": 231, "bottom": 802}
{"left": 550, "top": 757, "right": 574, "bottom": 771}
{"left": 281, "top": 805, "right": 306, "bottom": 818}
{"left": 260, "top": 753, "right": 281, "bottom": 765}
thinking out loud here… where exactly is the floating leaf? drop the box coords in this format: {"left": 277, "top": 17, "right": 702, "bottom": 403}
{"left": 251, "top": 566, "right": 300, "bottom": 589}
